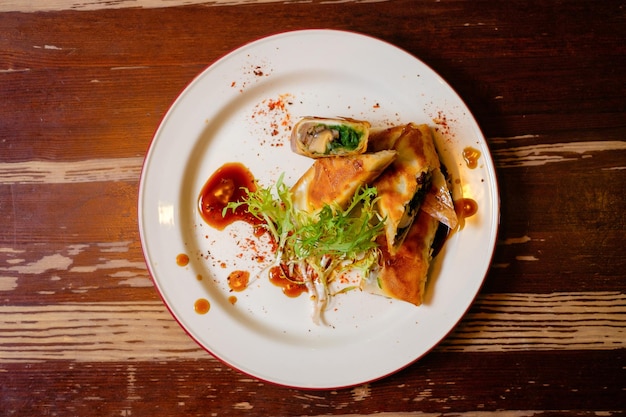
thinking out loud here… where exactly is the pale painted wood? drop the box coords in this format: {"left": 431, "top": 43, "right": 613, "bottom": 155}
{"left": 1, "top": 140, "right": 625, "bottom": 184}
{"left": 0, "top": 241, "right": 151, "bottom": 290}
{"left": 0, "top": 157, "right": 143, "bottom": 184}
{"left": 0, "top": 292, "right": 623, "bottom": 363}
{"left": 493, "top": 140, "right": 626, "bottom": 168}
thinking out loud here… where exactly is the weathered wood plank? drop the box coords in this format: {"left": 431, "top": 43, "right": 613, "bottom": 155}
{"left": 493, "top": 140, "right": 626, "bottom": 169}
{"left": 0, "top": 0, "right": 371, "bottom": 13}
{"left": 0, "top": 181, "right": 139, "bottom": 246}
{"left": 0, "top": 293, "right": 623, "bottom": 363}
{"left": 0, "top": 157, "right": 143, "bottom": 184}
{"left": 0, "top": 138, "right": 624, "bottom": 184}
{"left": 444, "top": 292, "right": 626, "bottom": 352}
{"left": 0, "top": 2, "right": 624, "bottom": 414}
{"left": 1, "top": 350, "right": 624, "bottom": 414}
{"left": 0, "top": 240, "right": 155, "bottom": 302}
{"left": 0, "top": 3, "right": 624, "bottom": 160}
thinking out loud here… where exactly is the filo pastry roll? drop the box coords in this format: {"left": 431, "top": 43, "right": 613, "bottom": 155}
{"left": 291, "top": 150, "right": 397, "bottom": 214}
{"left": 290, "top": 117, "right": 371, "bottom": 158}
{"left": 368, "top": 123, "right": 441, "bottom": 253}
{"left": 363, "top": 208, "right": 440, "bottom": 305}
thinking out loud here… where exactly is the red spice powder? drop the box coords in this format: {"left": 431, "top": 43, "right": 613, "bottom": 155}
{"left": 250, "top": 93, "right": 294, "bottom": 145}
{"left": 432, "top": 110, "right": 457, "bottom": 138}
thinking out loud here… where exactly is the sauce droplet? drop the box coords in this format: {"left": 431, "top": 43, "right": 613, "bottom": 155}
{"left": 176, "top": 253, "right": 189, "bottom": 267}
{"left": 227, "top": 270, "right": 250, "bottom": 292}
{"left": 462, "top": 147, "right": 481, "bottom": 169}
{"left": 198, "top": 162, "right": 259, "bottom": 230}
{"left": 194, "top": 298, "right": 210, "bottom": 314}
{"left": 228, "top": 296, "right": 238, "bottom": 305}
{"left": 456, "top": 198, "right": 478, "bottom": 219}
{"left": 269, "top": 265, "right": 307, "bottom": 298}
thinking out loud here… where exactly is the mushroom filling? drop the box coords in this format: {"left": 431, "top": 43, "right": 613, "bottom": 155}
{"left": 302, "top": 124, "right": 362, "bottom": 154}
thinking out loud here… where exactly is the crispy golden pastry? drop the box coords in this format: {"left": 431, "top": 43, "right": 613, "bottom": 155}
{"left": 363, "top": 209, "right": 440, "bottom": 305}
{"left": 291, "top": 150, "right": 396, "bottom": 213}
{"left": 369, "top": 123, "right": 440, "bottom": 253}
{"left": 290, "top": 117, "right": 370, "bottom": 158}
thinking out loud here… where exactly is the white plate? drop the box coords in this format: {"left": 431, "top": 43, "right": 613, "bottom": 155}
{"left": 138, "top": 30, "right": 499, "bottom": 389}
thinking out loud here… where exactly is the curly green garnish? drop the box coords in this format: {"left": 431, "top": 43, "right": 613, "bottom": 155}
{"left": 224, "top": 174, "right": 384, "bottom": 323}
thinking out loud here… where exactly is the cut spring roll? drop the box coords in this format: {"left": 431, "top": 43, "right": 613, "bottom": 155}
{"left": 290, "top": 117, "right": 370, "bottom": 158}
{"left": 291, "top": 150, "right": 397, "bottom": 213}
{"left": 363, "top": 208, "right": 440, "bottom": 306}
{"left": 369, "top": 123, "right": 440, "bottom": 253}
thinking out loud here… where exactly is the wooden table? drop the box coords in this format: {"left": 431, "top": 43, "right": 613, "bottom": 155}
{"left": 1, "top": 1, "right": 624, "bottom": 415}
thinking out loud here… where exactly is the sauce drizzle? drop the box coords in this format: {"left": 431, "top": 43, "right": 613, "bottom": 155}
{"left": 198, "top": 162, "right": 259, "bottom": 230}
{"left": 227, "top": 270, "right": 250, "bottom": 292}
{"left": 462, "top": 147, "right": 481, "bottom": 169}
{"left": 269, "top": 265, "right": 307, "bottom": 298}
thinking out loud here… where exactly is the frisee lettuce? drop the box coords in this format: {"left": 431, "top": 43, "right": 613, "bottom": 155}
{"left": 223, "top": 173, "right": 384, "bottom": 324}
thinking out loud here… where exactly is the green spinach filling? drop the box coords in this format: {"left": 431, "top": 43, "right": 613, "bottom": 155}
{"left": 326, "top": 125, "right": 363, "bottom": 152}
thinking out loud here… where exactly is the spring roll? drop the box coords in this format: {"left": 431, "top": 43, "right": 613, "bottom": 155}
{"left": 291, "top": 150, "right": 396, "bottom": 213}
{"left": 369, "top": 123, "right": 440, "bottom": 253}
{"left": 363, "top": 208, "right": 440, "bottom": 305}
{"left": 290, "top": 117, "right": 370, "bottom": 158}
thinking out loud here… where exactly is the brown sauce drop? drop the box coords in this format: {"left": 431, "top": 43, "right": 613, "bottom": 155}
{"left": 269, "top": 265, "right": 307, "bottom": 298}
{"left": 227, "top": 270, "right": 250, "bottom": 292}
{"left": 228, "top": 296, "right": 238, "bottom": 305}
{"left": 456, "top": 198, "right": 478, "bottom": 219}
{"left": 194, "top": 298, "right": 210, "bottom": 314}
{"left": 198, "top": 162, "right": 260, "bottom": 230}
{"left": 462, "top": 147, "right": 481, "bottom": 169}
{"left": 176, "top": 253, "right": 189, "bottom": 267}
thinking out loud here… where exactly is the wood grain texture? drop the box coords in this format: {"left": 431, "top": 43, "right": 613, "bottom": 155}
{"left": 1, "top": 351, "right": 624, "bottom": 415}
{"left": 0, "top": 293, "right": 623, "bottom": 363}
{"left": 0, "top": 0, "right": 624, "bottom": 415}
{"left": 0, "top": 0, "right": 343, "bottom": 12}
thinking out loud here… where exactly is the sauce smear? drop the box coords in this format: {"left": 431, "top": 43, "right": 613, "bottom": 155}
{"left": 198, "top": 162, "right": 259, "bottom": 230}
{"left": 227, "top": 270, "right": 250, "bottom": 292}
{"left": 462, "top": 147, "right": 481, "bottom": 169}
{"left": 269, "top": 265, "right": 307, "bottom": 298}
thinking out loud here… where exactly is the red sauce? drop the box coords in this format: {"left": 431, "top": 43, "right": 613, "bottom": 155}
{"left": 198, "top": 162, "right": 260, "bottom": 230}
{"left": 194, "top": 298, "right": 210, "bottom": 314}
{"left": 176, "top": 253, "right": 189, "bottom": 267}
{"left": 269, "top": 265, "right": 307, "bottom": 298}
{"left": 456, "top": 198, "right": 478, "bottom": 219}
{"left": 462, "top": 147, "right": 481, "bottom": 169}
{"left": 227, "top": 270, "right": 249, "bottom": 292}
